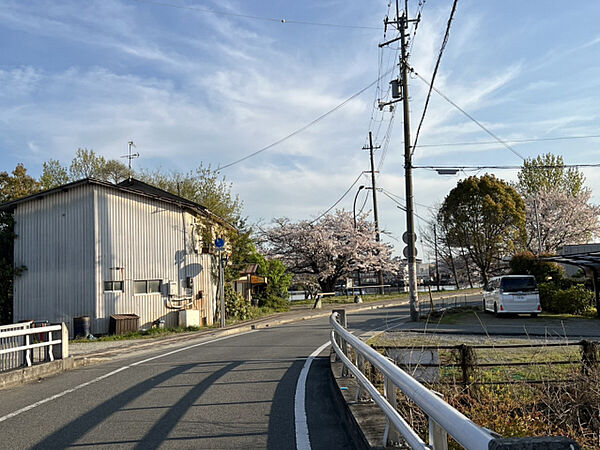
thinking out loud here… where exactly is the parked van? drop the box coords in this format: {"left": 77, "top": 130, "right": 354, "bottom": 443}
{"left": 483, "top": 275, "right": 541, "bottom": 317}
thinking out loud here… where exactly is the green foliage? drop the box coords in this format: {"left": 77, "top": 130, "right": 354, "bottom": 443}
{"left": 516, "top": 153, "right": 584, "bottom": 197}
{"left": 225, "top": 284, "right": 250, "bottom": 320}
{"left": 68, "top": 148, "right": 129, "bottom": 183}
{"left": 538, "top": 282, "right": 593, "bottom": 314}
{"left": 258, "top": 293, "right": 289, "bottom": 311}
{"left": 551, "top": 285, "right": 593, "bottom": 315}
{"left": 0, "top": 165, "right": 40, "bottom": 324}
{"left": 439, "top": 174, "right": 526, "bottom": 285}
{"left": 509, "top": 251, "right": 564, "bottom": 283}
{"left": 138, "top": 163, "right": 243, "bottom": 223}
{"left": 39, "top": 159, "right": 69, "bottom": 190}
{"left": 538, "top": 282, "right": 559, "bottom": 312}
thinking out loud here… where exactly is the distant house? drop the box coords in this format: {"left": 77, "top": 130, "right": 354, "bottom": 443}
{"left": 232, "top": 263, "right": 267, "bottom": 305}
{"left": 0, "top": 178, "right": 234, "bottom": 336}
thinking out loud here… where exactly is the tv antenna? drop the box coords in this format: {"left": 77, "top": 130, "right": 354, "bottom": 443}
{"left": 121, "top": 141, "right": 140, "bottom": 172}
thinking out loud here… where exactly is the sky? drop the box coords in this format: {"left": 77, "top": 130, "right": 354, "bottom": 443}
{"left": 1, "top": 0, "right": 600, "bottom": 260}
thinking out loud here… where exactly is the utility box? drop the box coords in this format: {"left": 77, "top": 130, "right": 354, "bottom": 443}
{"left": 109, "top": 314, "right": 140, "bottom": 335}
{"left": 179, "top": 309, "right": 200, "bottom": 327}
{"left": 165, "top": 281, "right": 177, "bottom": 296}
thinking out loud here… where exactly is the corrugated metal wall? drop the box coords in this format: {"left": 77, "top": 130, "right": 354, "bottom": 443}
{"left": 94, "top": 186, "right": 216, "bottom": 333}
{"left": 13, "top": 185, "right": 97, "bottom": 330}
{"left": 13, "top": 183, "right": 218, "bottom": 336}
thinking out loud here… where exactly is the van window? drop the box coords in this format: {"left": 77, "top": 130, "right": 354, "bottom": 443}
{"left": 501, "top": 277, "right": 537, "bottom": 293}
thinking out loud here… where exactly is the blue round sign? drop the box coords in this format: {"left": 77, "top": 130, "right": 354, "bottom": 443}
{"left": 214, "top": 238, "right": 225, "bottom": 249}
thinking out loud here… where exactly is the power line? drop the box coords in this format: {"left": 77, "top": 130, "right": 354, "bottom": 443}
{"left": 309, "top": 173, "right": 365, "bottom": 224}
{"left": 411, "top": 69, "right": 526, "bottom": 161}
{"left": 411, "top": 0, "right": 458, "bottom": 157}
{"left": 379, "top": 189, "right": 432, "bottom": 224}
{"left": 218, "top": 69, "right": 393, "bottom": 171}
{"left": 133, "top": 0, "right": 380, "bottom": 29}
{"left": 414, "top": 163, "right": 600, "bottom": 171}
{"left": 415, "top": 133, "right": 600, "bottom": 148}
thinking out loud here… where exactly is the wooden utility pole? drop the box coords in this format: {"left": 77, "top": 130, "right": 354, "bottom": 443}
{"left": 363, "top": 131, "right": 385, "bottom": 294}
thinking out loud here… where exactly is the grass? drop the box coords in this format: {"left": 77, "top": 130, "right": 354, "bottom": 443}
{"left": 365, "top": 332, "right": 600, "bottom": 447}
{"left": 290, "top": 287, "right": 482, "bottom": 307}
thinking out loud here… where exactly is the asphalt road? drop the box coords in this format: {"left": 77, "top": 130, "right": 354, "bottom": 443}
{"left": 0, "top": 304, "right": 416, "bottom": 450}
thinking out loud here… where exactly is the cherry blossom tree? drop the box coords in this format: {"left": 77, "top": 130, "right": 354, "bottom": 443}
{"left": 261, "top": 210, "right": 396, "bottom": 292}
{"left": 526, "top": 187, "right": 600, "bottom": 253}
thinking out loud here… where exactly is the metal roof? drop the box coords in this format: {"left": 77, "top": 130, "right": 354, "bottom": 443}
{"left": 543, "top": 251, "right": 600, "bottom": 269}
{"left": 0, "top": 177, "right": 235, "bottom": 230}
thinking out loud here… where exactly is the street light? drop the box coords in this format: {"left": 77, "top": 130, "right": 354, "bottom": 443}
{"left": 353, "top": 185, "right": 365, "bottom": 228}
{"left": 352, "top": 185, "right": 365, "bottom": 301}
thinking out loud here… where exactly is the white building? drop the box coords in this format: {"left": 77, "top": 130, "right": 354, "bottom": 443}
{"left": 0, "top": 178, "right": 233, "bottom": 336}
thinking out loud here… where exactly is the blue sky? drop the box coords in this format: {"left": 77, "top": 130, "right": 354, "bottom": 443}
{"left": 1, "top": 0, "right": 600, "bottom": 259}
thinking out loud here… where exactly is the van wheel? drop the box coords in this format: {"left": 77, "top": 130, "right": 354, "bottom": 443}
{"left": 494, "top": 303, "right": 499, "bottom": 317}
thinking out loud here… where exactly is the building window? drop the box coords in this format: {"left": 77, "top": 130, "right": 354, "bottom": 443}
{"left": 134, "top": 280, "right": 162, "bottom": 294}
{"left": 104, "top": 281, "right": 124, "bottom": 292}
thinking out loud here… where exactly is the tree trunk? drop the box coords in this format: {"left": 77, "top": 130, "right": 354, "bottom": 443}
{"left": 446, "top": 241, "right": 460, "bottom": 290}
{"left": 460, "top": 247, "right": 474, "bottom": 289}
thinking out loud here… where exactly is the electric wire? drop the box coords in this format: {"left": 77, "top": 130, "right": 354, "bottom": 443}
{"left": 379, "top": 189, "right": 432, "bottom": 224}
{"left": 411, "top": 0, "right": 458, "bottom": 157}
{"left": 416, "top": 133, "right": 600, "bottom": 148}
{"left": 133, "top": 0, "right": 380, "bottom": 29}
{"left": 218, "top": 68, "right": 393, "bottom": 171}
{"left": 414, "top": 163, "right": 600, "bottom": 171}
{"left": 309, "top": 173, "right": 364, "bottom": 224}
{"left": 411, "top": 69, "right": 526, "bottom": 161}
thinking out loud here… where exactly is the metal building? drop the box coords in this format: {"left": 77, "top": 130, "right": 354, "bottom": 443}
{"left": 0, "top": 178, "right": 234, "bottom": 336}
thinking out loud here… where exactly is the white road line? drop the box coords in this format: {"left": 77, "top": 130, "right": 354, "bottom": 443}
{"left": 294, "top": 341, "right": 331, "bottom": 450}
{"left": 0, "top": 330, "right": 255, "bottom": 424}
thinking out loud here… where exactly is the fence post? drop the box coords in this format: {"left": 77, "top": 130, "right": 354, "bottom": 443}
{"left": 24, "top": 334, "right": 32, "bottom": 367}
{"left": 383, "top": 376, "right": 400, "bottom": 446}
{"left": 333, "top": 309, "right": 349, "bottom": 376}
{"left": 429, "top": 390, "right": 449, "bottom": 449}
{"left": 581, "top": 340, "right": 598, "bottom": 374}
{"left": 459, "top": 344, "right": 475, "bottom": 387}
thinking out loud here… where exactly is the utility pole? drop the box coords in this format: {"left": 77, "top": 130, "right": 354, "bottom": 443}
{"left": 381, "top": 5, "right": 420, "bottom": 320}
{"left": 363, "top": 131, "right": 385, "bottom": 294}
{"left": 433, "top": 224, "right": 440, "bottom": 291}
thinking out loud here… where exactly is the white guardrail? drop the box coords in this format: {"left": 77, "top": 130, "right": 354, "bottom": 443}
{"left": 0, "top": 322, "right": 68, "bottom": 372}
{"left": 329, "top": 311, "right": 496, "bottom": 449}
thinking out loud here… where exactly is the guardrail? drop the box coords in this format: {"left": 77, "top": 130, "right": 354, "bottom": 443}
{"left": 329, "top": 311, "right": 580, "bottom": 449}
{"left": 0, "top": 323, "right": 68, "bottom": 372}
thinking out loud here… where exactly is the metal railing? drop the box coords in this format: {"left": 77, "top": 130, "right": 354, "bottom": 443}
{"left": 330, "top": 311, "right": 496, "bottom": 449}
{"left": 0, "top": 323, "right": 68, "bottom": 372}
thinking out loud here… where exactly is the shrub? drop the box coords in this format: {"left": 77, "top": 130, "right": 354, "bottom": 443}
{"left": 550, "top": 285, "right": 593, "bottom": 315}
{"left": 225, "top": 284, "right": 250, "bottom": 320}
{"left": 258, "top": 293, "right": 289, "bottom": 311}
{"left": 509, "top": 251, "right": 564, "bottom": 284}
{"left": 538, "top": 282, "right": 559, "bottom": 312}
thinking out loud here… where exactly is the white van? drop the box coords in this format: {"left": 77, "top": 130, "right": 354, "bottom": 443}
{"left": 483, "top": 275, "right": 541, "bottom": 317}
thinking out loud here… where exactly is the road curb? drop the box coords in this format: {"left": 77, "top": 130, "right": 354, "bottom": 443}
{"left": 71, "top": 298, "right": 411, "bottom": 365}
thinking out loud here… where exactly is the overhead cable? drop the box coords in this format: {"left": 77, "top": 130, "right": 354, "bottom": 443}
{"left": 218, "top": 68, "right": 393, "bottom": 171}
{"left": 133, "top": 0, "right": 379, "bottom": 29}
{"left": 411, "top": 0, "right": 458, "bottom": 157}
{"left": 309, "top": 173, "right": 365, "bottom": 224}
{"left": 412, "top": 70, "right": 526, "bottom": 161}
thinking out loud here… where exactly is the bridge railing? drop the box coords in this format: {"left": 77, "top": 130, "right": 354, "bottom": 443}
{"left": 330, "top": 311, "right": 498, "bottom": 449}
{"left": 0, "top": 323, "right": 68, "bottom": 372}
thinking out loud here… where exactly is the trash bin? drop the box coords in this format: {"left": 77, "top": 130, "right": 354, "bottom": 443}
{"left": 32, "top": 320, "right": 49, "bottom": 342}
{"left": 109, "top": 314, "right": 140, "bottom": 335}
{"left": 73, "top": 316, "right": 91, "bottom": 339}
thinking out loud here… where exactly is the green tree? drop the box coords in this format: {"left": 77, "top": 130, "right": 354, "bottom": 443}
{"left": 516, "top": 153, "right": 584, "bottom": 197}
{"left": 139, "top": 164, "right": 243, "bottom": 224}
{"left": 439, "top": 174, "right": 526, "bottom": 286}
{"left": 68, "top": 148, "right": 129, "bottom": 183}
{"left": 0, "top": 164, "right": 40, "bottom": 324}
{"left": 39, "top": 159, "right": 69, "bottom": 190}
{"left": 509, "top": 251, "right": 564, "bottom": 283}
